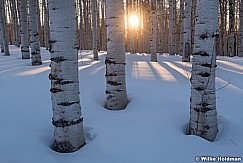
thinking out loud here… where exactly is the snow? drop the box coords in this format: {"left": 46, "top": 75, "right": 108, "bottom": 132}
{"left": 0, "top": 45, "right": 242, "bottom": 163}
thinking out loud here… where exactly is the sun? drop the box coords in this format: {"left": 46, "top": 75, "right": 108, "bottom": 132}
{"left": 129, "top": 15, "right": 139, "bottom": 28}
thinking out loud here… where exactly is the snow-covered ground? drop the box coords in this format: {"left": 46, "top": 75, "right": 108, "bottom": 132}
{"left": 0, "top": 45, "right": 242, "bottom": 163}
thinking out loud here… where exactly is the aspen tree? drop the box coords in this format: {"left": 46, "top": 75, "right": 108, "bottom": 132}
{"left": 10, "top": 0, "right": 20, "bottom": 47}
{"left": 179, "top": 0, "right": 184, "bottom": 56}
{"left": 150, "top": 0, "right": 157, "bottom": 62}
{"left": 0, "top": 0, "right": 10, "bottom": 56}
{"left": 239, "top": 0, "right": 243, "bottom": 56}
{"left": 168, "top": 0, "right": 176, "bottom": 55}
{"left": 182, "top": 0, "right": 192, "bottom": 62}
{"left": 189, "top": 0, "right": 219, "bottom": 142}
{"left": 29, "top": 0, "right": 42, "bottom": 65}
{"left": 19, "top": 0, "right": 30, "bottom": 59}
{"left": 105, "top": 0, "right": 128, "bottom": 110}
{"left": 92, "top": 0, "right": 98, "bottom": 60}
{"left": 229, "top": 0, "right": 235, "bottom": 57}
{"left": 49, "top": 0, "right": 86, "bottom": 152}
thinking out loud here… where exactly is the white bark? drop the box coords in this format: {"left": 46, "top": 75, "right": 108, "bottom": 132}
{"left": 189, "top": 0, "right": 219, "bottom": 142}
{"left": 10, "top": 0, "right": 20, "bottom": 47}
{"left": 228, "top": 0, "right": 235, "bottom": 57}
{"left": 29, "top": 0, "right": 42, "bottom": 65}
{"left": 0, "top": 29, "right": 3, "bottom": 52}
{"left": 168, "top": 0, "right": 176, "bottom": 55}
{"left": 219, "top": 0, "right": 227, "bottom": 56}
{"left": 157, "top": 0, "right": 164, "bottom": 54}
{"left": 42, "top": 0, "right": 49, "bottom": 50}
{"left": 49, "top": 0, "right": 85, "bottom": 152}
{"left": 150, "top": 0, "right": 157, "bottom": 62}
{"left": 83, "top": 0, "right": 88, "bottom": 49}
{"left": 0, "top": 0, "right": 10, "bottom": 56}
{"left": 92, "top": 0, "right": 98, "bottom": 60}
{"left": 182, "top": 0, "right": 192, "bottom": 62}
{"left": 179, "top": 0, "right": 184, "bottom": 56}
{"left": 96, "top": 0, "right": 100, "bottom": 51}
{"left": 101, "top": 0, "right": 106, "bottom": 51}
{"left": 105, "top": 0, "right": 128, "bottom": 110}
{"left": 19, "top": 0, "right": 30, "bottom": 59}
{"left": 239, "top": 0, "right": 243, "bottom": 57}
{"left": 79, "top": 0, "right": 84, "bottom": 50}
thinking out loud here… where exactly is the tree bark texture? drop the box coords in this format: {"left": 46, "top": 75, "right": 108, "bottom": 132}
{"left": 49, "top": 0, "right": 85, "bottom": 153}
{"left": 0, "top": 0, "right": 10, "bottom": 56}
{"left": 182, "top": 0, "right": 192, "bottom": 62}
{"left": 19, "top": 0, "right": 30, "bottom": 59}
{"left": 239, "top": 0, "right": 243, "bottom": 57}
{"left": 189, "top": 0, "right": 219, "bottom": 142}
{"left": 150, "top": 0, "right": 157, "bottom": 62}
{"left": 105, "top": 0, "right": 128, "bottom": 110}
{"left": 228, "top": 0, "right": 235, "bottom": 57}
{"left": 29, "top": 0, "right": 42, "bottom": 65}
{"left": 92, "top": 0, "right": 98, "bottom": 60}
{"left": 168, "top": 0, "right": 176, "bottom": 55}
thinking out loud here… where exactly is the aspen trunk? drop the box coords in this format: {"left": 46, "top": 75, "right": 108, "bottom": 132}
{"left": 79, "top": 0, "right": 84, "bottom": 50}
{"left": 10, "top": 0, "right": 20, "bottom": 47}
{"left": 168, "top": 0, "right": 176, "bottom": 55}
{"left": 179, "top": 0, "right": 184, "bottom": 56}
{"left": 228, "top": 0, "right": 235, "bottom": 57}
{"left": 0, "top": 0, "right": 10, "bottom": 56}
{"left": 157, "top": 0, "right": 163, "bottom": 54}
{"left": 49, "top": 0, "right": 86, "bottom": 153}
{"left": 100, "top": 0, "right": 106, "bottom": 51}
{"left": 219, "top": 0, "right": 226, "bottom": 56}
{"left": 150, "top": 0, "right": 157, "bottom": 62}
{"left": 189, "top": 0, "right": 219, "bottom": 142}
{"left": 239, "top": 0, "right": 243, "bottom": 57}
{"left": 42, "top": 0, "right": 49, "bottom": 50}
{"left": 105, "top": 0, "right": 128, "bottom": 110}
{"left": 29, "top": 0, "right": 42, "bottom": 65}
{"left": 92, "top": 0, "right": 98, "bottom": 60}
{"left": 19, "top": 0, "right": 30, "bottom": 59}
{"left": 182, "top": 0, "right": 192, "bottom": 62}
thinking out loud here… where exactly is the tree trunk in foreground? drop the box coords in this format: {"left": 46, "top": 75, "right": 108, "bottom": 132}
{"left": 189, "top": 0, "right": 218, "bottom": 142}
{"left": 49, "top": 0, "right": 85, "bottom": 153}
{"left": 105, "top": 0, "right": 128, "bottom": 110}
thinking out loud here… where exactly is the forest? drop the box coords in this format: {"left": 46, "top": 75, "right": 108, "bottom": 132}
{"left": 0, "top": 0, "right": 242, "bottom": 162}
